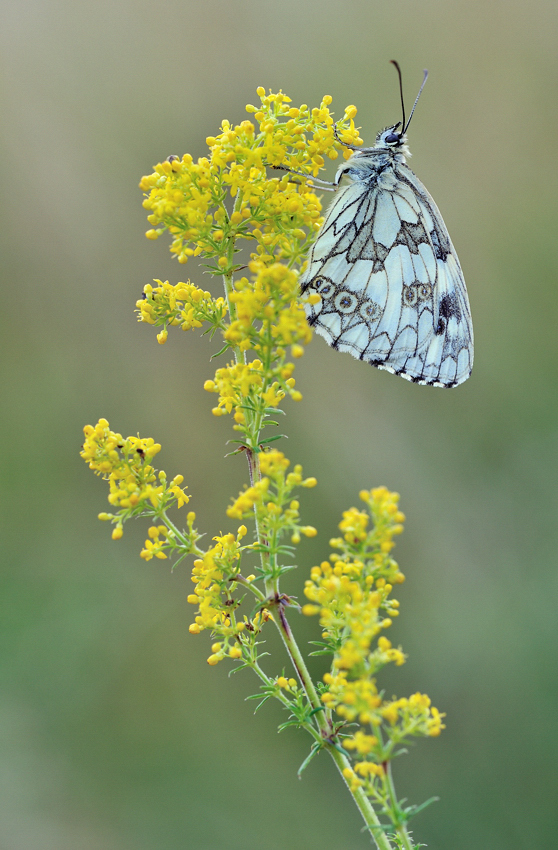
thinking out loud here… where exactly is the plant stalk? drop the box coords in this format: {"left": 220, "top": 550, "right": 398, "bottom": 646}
{"left": 326, "top": 745, "right": 396, "bottom": 850}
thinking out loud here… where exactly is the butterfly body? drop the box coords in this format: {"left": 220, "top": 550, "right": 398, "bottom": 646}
{"left": 300, "top": 125, "right": 473, "bottom": 387}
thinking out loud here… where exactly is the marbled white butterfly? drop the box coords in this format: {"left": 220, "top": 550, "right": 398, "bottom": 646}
{"left": 300, "top": 63, "right": 473, "bottom": 387}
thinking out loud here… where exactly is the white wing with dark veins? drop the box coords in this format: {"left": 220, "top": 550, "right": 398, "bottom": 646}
{"left": 300, "top": 161, "right": 473, "bottom": 388}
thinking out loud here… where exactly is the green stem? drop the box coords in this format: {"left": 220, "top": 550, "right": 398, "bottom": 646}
{"left": 234, "top": 574, "right": 266, "bottom": 602}
{"left": 160, "top": 511, "right": 201, "bottom": 552}
{"left": 241, "top": 429, "right": 325, "bottom": 721}
{"left": 397, "top": 823, "right": 414, "bottom": 850}
{"left": 245, "top": 447, "right": 269, "bottom": 580}
{"left": 221, "top": 268, "right": 236, "bottom": 328}
{"left": 270, "top": 603, "right": 397, "bottom": 850}
{"left": 326, "top": 746, "right": 395, "bottom": 850}
{"left": 384, "top": 763, "right": 414, "bottom": 850}
{"left": 243, "top": 659, "right": 324, "bottom": 749}
{"left": 272, "top": 604, "right": 323, "bottom": 717}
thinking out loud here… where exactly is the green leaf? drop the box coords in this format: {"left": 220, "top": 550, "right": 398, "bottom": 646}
{"left": 402, "top": 796, "right": 440, "bottom": 821}
{"left": 211, "top": 342, "right": 232, "bottom": 359}
{"left": 297, "top": 743, "right": 321, "bottom": 777}
{"left": 277, "top": 718, "right": 305, "bottom": 732}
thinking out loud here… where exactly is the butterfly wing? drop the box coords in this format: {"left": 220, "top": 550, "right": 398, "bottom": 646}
{"left": 300, "top": 163, "right": 473, "bottom": 387}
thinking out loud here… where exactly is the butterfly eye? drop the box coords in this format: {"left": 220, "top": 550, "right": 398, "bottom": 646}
{"left": 384, "top": 132, "right": 401, "bottom": 145}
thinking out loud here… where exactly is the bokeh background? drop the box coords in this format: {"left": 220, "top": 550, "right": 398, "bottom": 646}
{"left": 2, "top": 0, "right": 557, "bottom": 847}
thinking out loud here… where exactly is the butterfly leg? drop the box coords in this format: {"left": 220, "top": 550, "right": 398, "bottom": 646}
{"left": 270, "top": 165, "right": 337, "bottom": 192}
{"left": 332, "top": 123, "right": 361, "bottom": 151}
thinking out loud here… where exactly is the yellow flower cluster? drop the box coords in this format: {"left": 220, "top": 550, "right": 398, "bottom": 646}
{"left": 188, "top": 527, "right": 248, "bottom": 642}
{"left": 303, "top": 487, "right": 406, "bottom": 650}
{"left": 202, "top": 262, "right": 310, "bottom": 438}
{"left": 304, "top": 559, "right": 404, "bottom": 674}
{"left": 136, "top": 279, "right": 227, "bottom": 343}
{"left": 81, "top": 419, "right": 189, "bottom": 543}
{"left": 303, "top": 487, "right": 443, "bottom": 771}
{"left": 225, "top": 261, "right": 312, "bottom": 356}
{"left": 187, "top": 525, "right": 279, "bottom": 666}
{"left": 380, "top": 692, "right": 445, "bottom": 738}
{"left": 140, "top": 524, "right": 171, "bottom": 561}
{"left": 139, "top": 88, "right": 362, "bottom": 268}
{"left": 322, "top": 670, "right": 382, "bottom": 722}
{"left": 328, "top": 487, "right": 406, "bottom": 584}
{"left": 206, "top": 359, "right": 268, "bottom": 415}
{"left": 138, "top": 94, "right": 356, "bottom": 451}
{"left": 227, "top": 449, "right": 317, "bottom": 552}
{"left": 339, "top": 692, "right": 445, "bottom": 797}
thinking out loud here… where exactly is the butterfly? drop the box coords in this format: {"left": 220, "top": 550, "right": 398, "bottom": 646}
{"left": 300, "top": 62, "right": 473, "bottom": 387}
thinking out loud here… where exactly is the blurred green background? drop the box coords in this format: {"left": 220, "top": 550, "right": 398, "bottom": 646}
{"left": 2, "top": 0, "right": 557, "bottom": 847}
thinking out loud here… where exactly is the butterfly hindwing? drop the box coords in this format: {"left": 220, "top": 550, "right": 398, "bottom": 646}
{"left": 300, "top": 142, "right": 473, "bottom": 387}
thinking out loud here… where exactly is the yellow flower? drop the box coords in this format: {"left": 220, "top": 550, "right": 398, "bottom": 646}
{"left": 136, "top": 279, "right": 227, "bottom": 336}
{"left": 139, "top": 89, "right": 362, "bottom": 268}
{"left": 81, "top": 419, "right": 189, "bottom": 542}
{"left": 188, "top": 526, "right": 249, "bottom": 638}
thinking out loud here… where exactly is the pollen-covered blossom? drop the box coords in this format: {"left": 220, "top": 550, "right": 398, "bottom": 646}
{"left": 339, "top": 687, "right": 446, "bottom": 801}
{"left": 227, "top": 449, "right": 317, "bottom": 559}
{"left": 138, "top": 93, "right": 354, "bottom": 446}
{"left": 81, "top": 419, "right": 189, "bottom": 540}
{"left": 136, "top": 279, "right": 227, "bottom": 342}
{"left": 139, "top": 88, "right": 362, "bottom": 268}
{"left": 206, "top": 359, "right": 266, "bottom": 415}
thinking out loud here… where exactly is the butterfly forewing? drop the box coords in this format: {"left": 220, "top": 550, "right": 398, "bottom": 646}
{"left": 300, "top": 133, "right": 473, "bottom": 388}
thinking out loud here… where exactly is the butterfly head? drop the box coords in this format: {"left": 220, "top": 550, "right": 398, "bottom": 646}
{"left": 377, "top": 123, "right": 408, "bottom": 147}
{"left": 372, "top": 124, "right": 411, "bottom": 158}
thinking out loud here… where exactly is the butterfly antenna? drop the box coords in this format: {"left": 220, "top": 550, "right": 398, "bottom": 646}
{"left": 404, "top": 69, "right": 429, "bottom": 133}
{"left": 390, "top": 60, "right": 406, "bottom": 134}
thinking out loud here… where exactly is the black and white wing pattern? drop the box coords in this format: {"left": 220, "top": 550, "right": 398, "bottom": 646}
{"left": 300, "top": 132, "right": 473, "bottom": 388}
